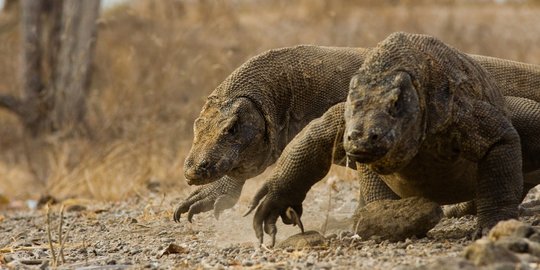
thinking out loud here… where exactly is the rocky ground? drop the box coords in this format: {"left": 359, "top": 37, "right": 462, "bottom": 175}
{"left": 1, "top": 178, "right": 540, "bottom": 269}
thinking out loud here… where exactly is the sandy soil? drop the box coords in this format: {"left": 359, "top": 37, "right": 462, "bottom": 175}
{"left": 1, "top": 179, "right": 538, "bottom": 269}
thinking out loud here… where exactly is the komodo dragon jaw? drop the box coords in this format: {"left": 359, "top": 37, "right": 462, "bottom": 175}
{"left": 344, "top": 71, "right": 423, "bottom": 174}
{"left": 183, "top": 97, "right": 269, "bottom": 185}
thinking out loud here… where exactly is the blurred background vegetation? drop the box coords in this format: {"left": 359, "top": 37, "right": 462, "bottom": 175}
{"left": 0, "top": 0, "right": 539, "bottom": 203}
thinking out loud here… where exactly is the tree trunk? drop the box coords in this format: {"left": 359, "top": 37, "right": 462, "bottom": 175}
{"left": 0, "top": 0, "right": 100, "bottom": 136}
{"left": 51, "top": 1, "right": 100, "bottom": 134}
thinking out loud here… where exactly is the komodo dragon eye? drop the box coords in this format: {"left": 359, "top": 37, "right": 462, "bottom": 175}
{"left": 226, "top": 121, "right": 238, "bottom": 135}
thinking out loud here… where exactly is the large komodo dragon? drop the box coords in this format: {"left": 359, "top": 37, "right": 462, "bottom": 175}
{"left": 174, "top": 42, "right": 540, "bottom": 223}
{"left": 247, "top": 32, "right": 540, "bottom": 245}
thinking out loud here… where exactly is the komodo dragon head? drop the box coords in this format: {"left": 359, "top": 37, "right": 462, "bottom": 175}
{"left": 343, "top": 32, "right": 462, "bottom": 174}
{"left": 344, "top": 70, "right": 424, "bottom": 174}
{"left": 183, "top": 95, "right": 269, "bottom": 185}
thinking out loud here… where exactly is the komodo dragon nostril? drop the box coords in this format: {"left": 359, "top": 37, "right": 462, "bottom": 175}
{"left": 346, "top": 130, "right": 361, "bottom": 142}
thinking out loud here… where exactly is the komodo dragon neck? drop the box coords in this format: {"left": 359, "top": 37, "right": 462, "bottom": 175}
{"left": 212, "top": 45, "right": 368, "bottom": 160}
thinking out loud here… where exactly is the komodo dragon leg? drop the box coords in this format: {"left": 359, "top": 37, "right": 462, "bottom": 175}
{"left": 247, "top": 97, "right": 540, "bottom": 244}
{"left": 244, "top": 102, "right": 347, "bottom": 246}
{"left": 444, "top": 96, "right": 540, "bottom": 218}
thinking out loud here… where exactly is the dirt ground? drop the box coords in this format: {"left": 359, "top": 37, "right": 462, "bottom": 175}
{"left": 6, "top": 178, "right": 539, "bottom": 270}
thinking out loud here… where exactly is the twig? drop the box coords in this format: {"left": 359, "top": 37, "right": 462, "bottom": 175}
{"left": 83, "top": 236, "right": 88, "bottom": 265}
{"left": 59, "top": 224, "right": 72, "bottom": 266}
{"left": 57, "top": 204, "right": 66, "bottom": 264}
{"left": 46, "top": 204, "right": 57, "bottom": 267}
{"left": 158, "top": 192, "right": 166, "bottom": 209}
{"left": 321, "top": 130, "right": 342, "bottom": 235}
{"left": 321, "top": 182, "right": 333, "bottom": 235}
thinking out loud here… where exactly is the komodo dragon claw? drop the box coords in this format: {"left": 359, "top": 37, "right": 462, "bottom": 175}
{"left": 285, "top": 207, "right": 305, "bottom": 234}
{"left": 243, "top": 184, "right": 269, "bottom": 217}
{"left": 248, "top": 182, "right": 305, "bottom": 247}
{"left": 173, "top": 176, "right": 243, "bottom": 223}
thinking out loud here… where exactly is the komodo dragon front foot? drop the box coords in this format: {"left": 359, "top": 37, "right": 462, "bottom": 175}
{"left": 244, "top": 182, "right": 306, "bottom": 247}
{"left": 173, "top": 176, "right": 244, "bottom": 222}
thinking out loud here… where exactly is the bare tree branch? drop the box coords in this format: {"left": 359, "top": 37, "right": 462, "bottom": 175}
{"left": 0, "top": 94, "right": 23, "bottom": 116}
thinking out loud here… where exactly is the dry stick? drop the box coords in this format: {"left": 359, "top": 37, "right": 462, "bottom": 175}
{"left": 59, "top": 223, "right": 72, "bottom": 266}
{"left": 46, "top": 204, "right": 57, "bottom": 267}
{"left": 321, "top": 130, "right": 342, "bottom": 234}
{"left": 83, "top": 236, "right": 88, "bottom": 265}
{"left": 57, "top": 204, "right": 66, "bottom": 264}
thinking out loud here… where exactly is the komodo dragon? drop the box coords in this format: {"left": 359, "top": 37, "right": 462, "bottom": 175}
{"left": 246, "top": 32, "right": 540, "bottom": 246}
{"left": 174, "top": 43, "right": 540, "bottom": 223}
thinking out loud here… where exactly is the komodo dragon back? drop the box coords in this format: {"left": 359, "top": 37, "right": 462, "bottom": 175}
{"left": 472, "top": 55, "right": 540, "bottom": 102}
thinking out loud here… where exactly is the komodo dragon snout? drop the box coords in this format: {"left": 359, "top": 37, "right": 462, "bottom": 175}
{"left": 344, "top": 71, "right": 423, "bottom": 174}
{"left": 184, "top": 97, "right": 268, "bottom": 185}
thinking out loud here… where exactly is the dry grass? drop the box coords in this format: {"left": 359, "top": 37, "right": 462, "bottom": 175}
{"left": 0, "top": 0, "right": 539, "bottom": 201}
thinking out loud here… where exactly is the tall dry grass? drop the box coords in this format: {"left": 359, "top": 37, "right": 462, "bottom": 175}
{"left": 0, "top": 0, "right": 539, "bottom": 201}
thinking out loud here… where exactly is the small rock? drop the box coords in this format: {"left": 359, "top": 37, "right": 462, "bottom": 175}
{"left": 128, "top": 217, "right": 138, "bottom": 224}
{"left": 488, "top": 219, "right": 535, "bottom": 241}
{"left": 514, "top": 253, "right": 540, "bottom": 265}
{"left": 486, "top": 262, "right": 531, "bottom": 270}
{"left": 3, "top": 254, "right": 13, "bottom": 263}
{"left": 464, "top": 238, "right": 520, "bottom": 266}
{"left": 401, "top": 257, "right": 476, "bottom": 270}
{"left": 315, "top": 262, "right": 333, "bottom": 270}
{"left": 339, "top": 231, "right": 354, "bottom": 239}
{"left": 242, "top": 260, "right": 254, "bottom": 267}
{"left": 530, "top": 232, "right": 540, "bottom": 243}
{"left": 427, "top": 216, "right": 476, "bottom": 239}
{"left": 495, "top": 237, "right": 540, "bottom": 258}
{"left": 353, "top": 197, "right": 443, "bottom": 242}
{"left": 276, "top": 230, "right": 326, "bottom": 249}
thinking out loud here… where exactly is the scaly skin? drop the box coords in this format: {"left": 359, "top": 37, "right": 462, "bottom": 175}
{"left": 176, "top": 43, "right": 540, "bottom": 223}
{"left": 248, "top": 33, "right": 540, "bottom": 246}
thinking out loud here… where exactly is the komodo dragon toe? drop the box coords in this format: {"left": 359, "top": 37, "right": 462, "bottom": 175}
{"left": 173, "top": 176, "right": 243, "bottom": 222}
